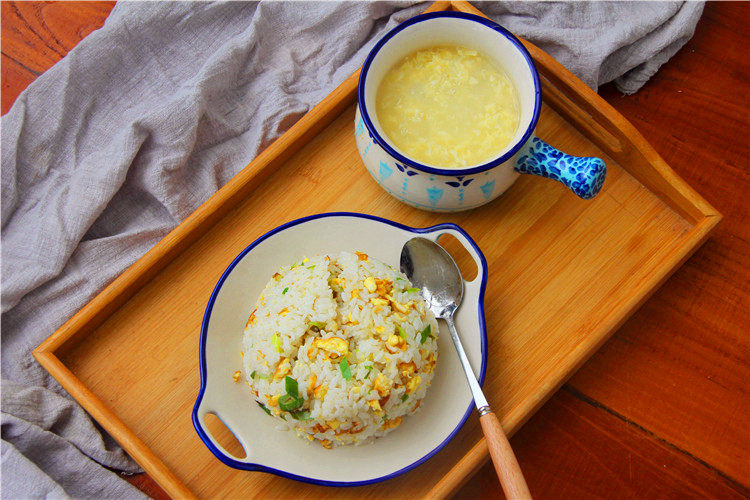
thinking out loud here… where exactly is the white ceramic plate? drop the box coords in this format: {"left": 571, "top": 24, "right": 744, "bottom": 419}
{"left": 193, "top": 212, "right": 488, "bottom": 486}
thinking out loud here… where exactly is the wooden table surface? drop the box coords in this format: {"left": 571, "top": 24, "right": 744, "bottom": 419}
{"left": 2, "top": 2, "right": 747, "bottom": 498}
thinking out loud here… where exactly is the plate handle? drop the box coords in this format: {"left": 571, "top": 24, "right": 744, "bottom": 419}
{"left": 424, "top": 226, "right": 486, "bottom": 288}
{"left": 193, "top": 398, "right": 248, "bottom": 461}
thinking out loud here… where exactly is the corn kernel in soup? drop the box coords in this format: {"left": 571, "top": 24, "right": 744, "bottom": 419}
{"left": 376, "top": 46, "right": 519, "bottom": 169}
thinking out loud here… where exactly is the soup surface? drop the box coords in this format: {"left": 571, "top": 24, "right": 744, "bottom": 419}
{"left": 376, "top": 46, "right": 519, "bottom": 169}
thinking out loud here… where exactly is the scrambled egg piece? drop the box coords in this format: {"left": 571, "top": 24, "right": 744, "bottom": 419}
{"left": 273, "top": 358, "right": 291, "bottom": 380}
{"left": 424, "top": 351, "right": 437, "bottom": 374}
{"left": 314, "top": 337, "right": 349, "bottom": 359}
{"left": 375, "top": 278, "right": 393, "bottom": 297}
{"left": 373, "top": 373, "right": 392, "bottom": 397}
{"left": 398, "top": 361, "right": 417, "bottom": 379}
{"left": 330, "top": 277, "right": 346, "bottom": 292}
{"left": 391, "top": 300, "right": 413, "bottom": 314}
{"left": 406, "top": 375, "right": 422, "bottom": 394}
{"left": 363, "top": 277, "right": 377, "bottom": 293}
{"left": 368, "top": 399, "right": 384, "bottom": 415}
{"left": 386, "top": 334, "right": 407, "bottom": 351}
{"left": 314, "top": 384, "right": 328, "bottom": 400}
{"left": 307, "top": 343, "right": 318, "bottom": 360}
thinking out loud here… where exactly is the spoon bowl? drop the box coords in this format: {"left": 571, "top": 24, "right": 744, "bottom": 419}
{"left": 400, "top": 237, "right": 463, "bottom": 318}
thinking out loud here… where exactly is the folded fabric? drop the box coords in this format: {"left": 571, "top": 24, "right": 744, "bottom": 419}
{"left": 1, "top": 379, "right": 143, "bottom": 499}
{"left": 0, "top": 1, "right": 703, "bottom": 497}
{"left": 483, "top": 1, "right": 704, "bottom": 93}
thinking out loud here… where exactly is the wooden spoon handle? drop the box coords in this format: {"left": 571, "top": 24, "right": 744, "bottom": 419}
{"left": 479, "top": 411, "right": 532, "bottom": 499}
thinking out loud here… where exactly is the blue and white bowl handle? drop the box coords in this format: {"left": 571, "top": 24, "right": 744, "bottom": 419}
{"left": 514, "top": 136, "right": 606, "bottom": 199}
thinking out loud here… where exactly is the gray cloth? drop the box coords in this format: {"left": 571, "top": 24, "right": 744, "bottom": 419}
{"left": 1, "top": 1, "right": 703, "bottom": 497}
{"left": 1, "top": 381, "right": 143, "bottom": 499}
{"left": 480, "top": 1, "right": 705, "bottom": 93}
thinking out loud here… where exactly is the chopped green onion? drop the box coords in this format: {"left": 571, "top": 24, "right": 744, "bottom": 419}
{"left": 271, "top": 332, "right": 282, "bottom": 353}
{"left": 307, "top": 265, "right": 316, "bottom": 270}
{"left": 401, "top": 394, "right": 409, "bottom": 402}
{"left": 282, "top": 287, "right": 289, "bottom": 295}
{"left": 397, "top": 325, "right": 407, "bottom": 340}
{"left": 404, "top": 287, "right": 420, "bottom": 293}
{"left": 250, "top": 370, "right": 257, "bottom": 379}
{"left": 395, "top": 277, "right": 404, "bottom": 281}
{"left": 420, "top": 325, "right": 432, "bottom": 344}
{"left": 285, "top": 376, "right": 299, "bottom": 399}
{"left": 339, "top": 358, "right": 352, "bottom": 380}
{"left": 289, "top": 409, "right": 312, "bottom": 421}
{"left": 257, "top": 402, "right": 272, "bottom": 415}
{"left": 308, "top": 321, "right": 326, "bottom": 330}
{"left": 364, "top": 365, "right": 373, "bottom": 379}
{"left": 279, "top": 394, "right": 303, "bottom": 411}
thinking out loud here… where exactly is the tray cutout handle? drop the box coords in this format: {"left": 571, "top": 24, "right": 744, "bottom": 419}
{"left": 197, "top": 408, "right": 247, "bottom": 460}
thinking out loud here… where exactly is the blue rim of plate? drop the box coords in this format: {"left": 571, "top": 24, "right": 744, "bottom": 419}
{"left": 358, "top": 11, "right": 542, "bottom": 177}
{"left": 192, "top": 212, "right": 489, "bottom": 487}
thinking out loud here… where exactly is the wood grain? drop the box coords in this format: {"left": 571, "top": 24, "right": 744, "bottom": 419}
{"left": 3, "top": 1, "right": 745, "bottom": 499}
{"left": 0, "top": 1, "right": 115, "bottom": 114}
{"left": 458, "top": 388, "right": 748, "bottom": 499}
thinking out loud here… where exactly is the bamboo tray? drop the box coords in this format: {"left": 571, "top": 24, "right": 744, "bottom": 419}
{"left": 34, "top": 1, "right": 720, "bottom": 498}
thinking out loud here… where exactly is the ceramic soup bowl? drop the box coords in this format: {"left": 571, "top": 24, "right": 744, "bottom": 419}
{"left": 355, "top": 11, "right": 606, "bottom": 212}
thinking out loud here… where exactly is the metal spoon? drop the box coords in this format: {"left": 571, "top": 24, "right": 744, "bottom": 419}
{"left": 401, "top": 237, "right": 531, "bottom": 499}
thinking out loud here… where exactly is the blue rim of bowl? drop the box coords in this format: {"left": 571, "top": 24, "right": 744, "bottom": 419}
{"left": 192, "top": 212, "right": 489, "bottom": 487}
{"left": 358, "top": 11, "right": 542, "bottom": 177}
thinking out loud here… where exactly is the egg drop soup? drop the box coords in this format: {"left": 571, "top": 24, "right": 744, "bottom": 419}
{"left": 376, "top": 46, "right": 520, "bottom": 169}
